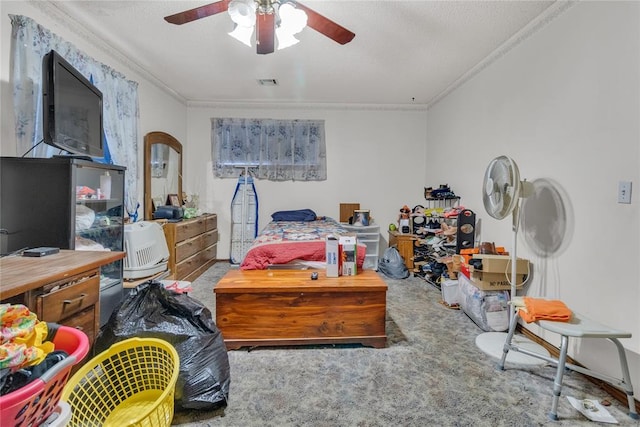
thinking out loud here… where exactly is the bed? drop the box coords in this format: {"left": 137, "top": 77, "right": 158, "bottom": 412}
{"left": 240, "top": 215, "right": 366, "bottom": 270}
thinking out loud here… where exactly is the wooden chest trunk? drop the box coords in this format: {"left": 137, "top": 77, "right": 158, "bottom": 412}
{"left": 214, "top": 269, "right": 387, "bottom": 349}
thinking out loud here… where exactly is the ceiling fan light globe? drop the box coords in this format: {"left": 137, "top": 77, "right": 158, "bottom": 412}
{"left": 229, "top": 0, "right": 257, "bottom": 27}
{"left": 279, "top": 3, "right": 308, "bottom": 35}
{"left": 229, "top": 23, "right": 254, "bottom": 47}
{"left": 276, "top": 31, "right": 300, "bottom": 50}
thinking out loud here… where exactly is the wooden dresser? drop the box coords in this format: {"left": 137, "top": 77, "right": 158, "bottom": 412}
{"left": 0, "top": 250, "right": 125, "bottom": 347}
{"left": 162, "top": 213, "right": 218, "bottom": 281}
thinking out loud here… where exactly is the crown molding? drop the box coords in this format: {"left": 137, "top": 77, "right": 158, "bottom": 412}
{"left": 28, "top": 0, "right": 186, "bottom": 105}
{"left": 187, "top": 100, "right": 429, "bottom": 112}
{"left": 427, "top": 1, "right": 576, "bottom": 110}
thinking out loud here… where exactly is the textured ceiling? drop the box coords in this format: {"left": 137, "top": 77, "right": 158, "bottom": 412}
{"left": 46, "top": 0, "right": 559, "bottom": 107}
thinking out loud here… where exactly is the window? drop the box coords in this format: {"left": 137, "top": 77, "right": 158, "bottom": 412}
{"left": 211, "top": 118, "right": 327, "bottom": 181}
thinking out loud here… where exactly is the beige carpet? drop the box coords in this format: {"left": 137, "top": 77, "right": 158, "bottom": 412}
{"left": 172, "top": 262, "right": 639, "bottom": 427}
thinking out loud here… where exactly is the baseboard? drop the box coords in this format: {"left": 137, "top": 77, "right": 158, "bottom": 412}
{"left": 516, "top": 324, "right": 640, "bottom": 414}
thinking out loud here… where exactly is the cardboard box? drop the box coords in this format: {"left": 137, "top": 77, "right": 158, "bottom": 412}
{"left": 441, "top": 278, "right": 459, "bottom": 305}
{"left": 325, "top": 235, "right": 339, "bottom": 277}
{"left": 339, "top": 234, "right": 357, "bottom": 276}
{"left": 470, "top": 270, "right": 526, "bottom": 291}
{"left": 471, "top": 254, "right": 529, "bottom": 275}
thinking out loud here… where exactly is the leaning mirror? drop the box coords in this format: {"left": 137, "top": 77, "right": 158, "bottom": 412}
{"left": 144, "top": 131, "right": 182, "bottom": 220}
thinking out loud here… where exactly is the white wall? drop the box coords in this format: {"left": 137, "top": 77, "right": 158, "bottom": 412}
{"left": 0, "top": 1, "right": 188, "bottom": 208}
{"left": 186, "top": 105, "right": 427, "bottom": 259}
{"left": 426, "top": 1, "right": 639, "bottom": 389}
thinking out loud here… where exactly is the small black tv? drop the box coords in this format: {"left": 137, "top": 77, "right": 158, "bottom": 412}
{"left": 42, "top": 50, "right": 104, "bottom": 158}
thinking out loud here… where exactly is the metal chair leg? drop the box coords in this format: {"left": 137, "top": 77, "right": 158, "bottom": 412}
{"left": 548, "top": 335, "right": 569, "bottom": 421}
{"left": 498, "top": 309, "right": 519, "bottom": 371}
{"left": 609, "top": 338, "right": 639, "bottom": 419}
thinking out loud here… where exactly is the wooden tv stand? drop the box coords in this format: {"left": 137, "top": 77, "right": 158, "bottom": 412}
{"left": 214, "top": 269, "right": 387, "bottom": 350}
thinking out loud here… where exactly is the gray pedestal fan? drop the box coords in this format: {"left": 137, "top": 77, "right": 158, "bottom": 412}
{"left": 475, "top": 155, "right": 549, "bottom": 364}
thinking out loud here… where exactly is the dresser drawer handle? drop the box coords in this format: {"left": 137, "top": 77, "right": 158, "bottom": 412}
{"left": 63, "top": 293, "right": 87, "bottom": 305}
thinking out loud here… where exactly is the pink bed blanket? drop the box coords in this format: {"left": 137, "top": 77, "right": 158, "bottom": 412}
{"left": 240, "top": 217, "right": 366, "bottom": 270}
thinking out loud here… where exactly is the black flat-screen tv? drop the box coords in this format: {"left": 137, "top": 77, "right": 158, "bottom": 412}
{"left": 42, "top": 50, "right": 104, "bottom": 158}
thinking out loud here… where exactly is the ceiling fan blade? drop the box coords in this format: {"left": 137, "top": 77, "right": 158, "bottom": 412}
{"left": 164, "top": 0, "right": 231, "bottom": 25}
{"left": 288, "top": 0, "right": 355, "bottom": 45}
{"left": 256, "top": 12, "right": 275, "bottom": 54}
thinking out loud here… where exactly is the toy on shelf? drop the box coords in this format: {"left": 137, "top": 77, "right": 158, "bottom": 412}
{"left": 398, "top": 205, "right": 411, "bottom": 233}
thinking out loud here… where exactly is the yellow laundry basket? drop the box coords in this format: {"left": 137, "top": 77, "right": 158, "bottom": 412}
{"left": 61, "top": 337, "right": 179, "bottom": 427}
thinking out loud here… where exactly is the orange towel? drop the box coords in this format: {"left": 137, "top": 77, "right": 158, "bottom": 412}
{"left": 518, "top": 297, "right": 572, "bottom": 323}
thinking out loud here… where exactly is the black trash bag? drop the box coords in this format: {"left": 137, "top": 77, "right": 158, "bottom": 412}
{"left": 96, "top": 281, "right": 230, "bottom": 411}
{"left": 378, "top": 246, "right": 410, "bottom": 279}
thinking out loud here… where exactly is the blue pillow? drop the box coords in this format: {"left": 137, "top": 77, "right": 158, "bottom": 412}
{"left": 271, "top": 209, "right": 318, "bottom": 221}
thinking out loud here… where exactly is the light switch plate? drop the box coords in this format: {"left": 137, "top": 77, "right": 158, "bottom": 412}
{"left": 618, "top": 181, "right": 632, "bottom": 204}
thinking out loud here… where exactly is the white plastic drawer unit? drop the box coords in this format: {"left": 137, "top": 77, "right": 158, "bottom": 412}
{"left": 342, "top": 223, "right": 380, "bottom": 270}
{"left": 360, "top": 239, "right": 379, "bottom": 255}
{"left": 345, "top": 224, "right": 379, "bottom": 233}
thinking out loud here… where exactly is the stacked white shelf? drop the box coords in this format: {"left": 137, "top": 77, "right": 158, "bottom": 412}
{"left": 341, "top": 223, "right": 380, "bottom": 270}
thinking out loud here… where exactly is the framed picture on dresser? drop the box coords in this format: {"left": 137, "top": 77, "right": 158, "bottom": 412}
{"left": 353, "top": 209, "right": 370, "bottom": 226}
{"left": 167, "top": 193, "right": 181, "bottom": 207}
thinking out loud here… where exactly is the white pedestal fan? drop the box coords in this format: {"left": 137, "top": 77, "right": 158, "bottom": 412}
{"left": 475, "top": 155, "right": 549, "bottom": 365}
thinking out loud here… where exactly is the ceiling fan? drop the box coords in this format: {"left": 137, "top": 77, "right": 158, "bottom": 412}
{"left": 164, "top": 0, "right": 355, "bottom": 55}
